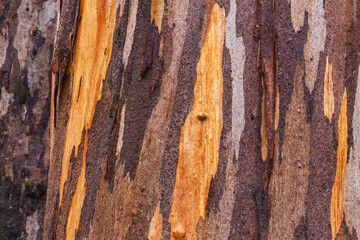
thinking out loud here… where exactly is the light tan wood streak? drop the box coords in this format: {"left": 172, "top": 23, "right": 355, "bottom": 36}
{"left": 148, "top": 203, "right": 163, "bottom": 240}
{"left": 261, "top": 75, "right": 268, "bottom": 161}
{"left": 324, "top": 56, "right": 334, "bottom": 122}
{"left": 151, "top": 0, "right": 164, "bottom": 32}
{"left": 169, "top": 3, "right": 225, "bottom": 239}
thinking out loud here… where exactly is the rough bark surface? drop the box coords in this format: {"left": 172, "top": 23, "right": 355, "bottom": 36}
{"left": 37, "top": 0, "right": 360, "bottom": 239}
{"left": 0, "top": 0, "right": 56, "bottom": 239}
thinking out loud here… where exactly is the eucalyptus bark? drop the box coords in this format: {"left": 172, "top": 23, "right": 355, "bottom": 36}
{"left": 44, "top": 0, "right": 360, "bottom": 239}
{"left": 0, "top": 0, "right": 56, "bottom": 239}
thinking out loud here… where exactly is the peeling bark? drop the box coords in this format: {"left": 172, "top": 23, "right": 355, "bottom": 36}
{"left": 38, "top": 0, "right": 360, "bottom": 239}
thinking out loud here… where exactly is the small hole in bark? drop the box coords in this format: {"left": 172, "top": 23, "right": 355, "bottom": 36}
{"left": 197, "top": 112, "right": 207, "bottom": 121}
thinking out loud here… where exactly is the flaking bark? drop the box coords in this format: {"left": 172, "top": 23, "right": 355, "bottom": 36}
{"left": 42, "top": 0, "right": 360, "bottom": 239}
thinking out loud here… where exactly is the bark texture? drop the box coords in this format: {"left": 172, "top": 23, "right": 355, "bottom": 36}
{"left": 43, "top": 0, "right": 360, "bottom": 239}
{"left": 0, "top": 0, "right": 56, "bottom": 239}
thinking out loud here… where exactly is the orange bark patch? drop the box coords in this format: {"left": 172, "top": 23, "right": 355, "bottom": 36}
{"left": 57, "top": 0, "right": 117, "bottom": 238}
{"left": 66, "top": 131, "right": 88, "bottom": 240}
{"left": 151, "top": 0, "right": 164, "bottom": 32}
{"left": 148, "top": 203, "right": 163, "bottom": 240}
{"left": 169, "top": 3, "right": 225, "bottom": 239}
{"left": 331, "top": 88, "right": 348, "bottom": 240}
{"left": 324, "top": 56, "right": 334, "bottom": 122}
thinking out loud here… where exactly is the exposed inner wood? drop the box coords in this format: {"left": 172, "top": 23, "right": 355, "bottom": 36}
{"left": 169, "top": 3, "right": 225, "bottom": 239}
{"left": 148, "top": 203, "right": 163, "bottom": 240}
{"left": 55, "top": 0, "right": 117, "bottom": 238}
{"left": 324, "top": 56, "right": 334, "bottom": 122}
{"left": 66, "top": 131, "right": 88, "bottom": 240}
{"left": 331, "top": 88, "right": 348, "bottom": 240}
{"left": 151, "top": 0, "right": 164, "bottom": 32}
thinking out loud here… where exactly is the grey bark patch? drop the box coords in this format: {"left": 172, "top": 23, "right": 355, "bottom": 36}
{"left": 26, "top": 210, "right": 40, "bottom": 240}
{"left": 0, "top": 31, "right": 8, "bottom": 68}
{"left": 291, "top": 0, "right": 307, "bottom": 32}
{"left": 13, "top": 0, "right": 56, "bottom": 96}
{"left": 304, "top": 0, "right": 326, "bottom": 93}
{"left": 0, "top": 86, "right": 13, "bottom": 118}
{"left": 225, "top": 0, "right": 245, "bottom": 161}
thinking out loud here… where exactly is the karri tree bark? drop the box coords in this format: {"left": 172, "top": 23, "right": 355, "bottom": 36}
{"left": 44, "top": 0, "right": 360, "bottom": 239}
{"left": 0, "top": 0, "right": 56, "bottom": 239}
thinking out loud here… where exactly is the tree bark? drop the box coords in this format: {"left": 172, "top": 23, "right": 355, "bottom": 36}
{"left": 0, "top": 0, "right": 56, "bottom": 239}
{"left": 43, "top": 0, "right": 360, "bottom": 239}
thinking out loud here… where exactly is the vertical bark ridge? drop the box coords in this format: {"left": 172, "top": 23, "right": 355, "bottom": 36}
{"left": 344, "top": 66, "right": 360, "bottom": 238}
{"left": 259, "top": 0, "right": 277, "bottom": 164}
{"left": 268, "top": 59, "right": 310, "bottom": 239}
{"left": 343, "top": 4, "right": 360, "bottom": 235}
{"left": 331, "top": 89, "right": 348, "bottom": 239}
{"left": 120, "top": 0, "right": 189, "bottom": 238}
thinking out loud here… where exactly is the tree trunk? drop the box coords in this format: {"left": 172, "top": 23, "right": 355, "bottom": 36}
{"left": 43, "top": 0, "right": 360, "bottom": 239}
{"left": 0, "top": 0, "right": 56, "bottom": 239}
